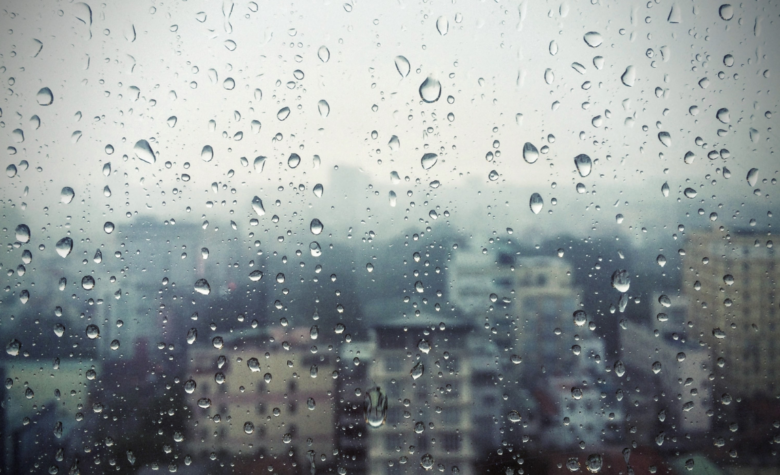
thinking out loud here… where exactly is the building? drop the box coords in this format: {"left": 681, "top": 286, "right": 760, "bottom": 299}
{"left": 183, "top": 327, "right": 337, "bottom": 471}
{"left": 359, "top": 314, "right": 479, "bottom": 475}
{"left": 681, "top": 229, "right": 778, "bottom": 397}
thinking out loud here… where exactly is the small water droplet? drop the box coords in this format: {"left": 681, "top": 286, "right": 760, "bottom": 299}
{"left": 661, "top": 182, "right": 670, "bottom": 197}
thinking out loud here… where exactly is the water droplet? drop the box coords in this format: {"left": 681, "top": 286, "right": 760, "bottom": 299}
{"left": 388, "top": 135, "right": 400, "bottom": 151}
{"left": 420, "top": 454, "right": 435, "bottom": 471}
{"left": 243, "top": 422, "right": 254, "bottom": 434}
{"left": 6, "top": 339, "right": 21, "bottom": 356}
{"left": 658, "top": 131, "right": 672, "bottom": 147}
{"left": 194, "top": 279, "right": 211, "bottom": 295}
{"left": 549, "top": 40, "right": 559, "bottom": 56}
{"left": 253, "top": 156, "right": 266, "bottom": 173}
{"left": 716, "top": 108, "right": 730, "bottom": 124}
{"left": 310, "top": 241, "right": 322, "bottom": 257}
{"left": 421, "top": 153, "right": 438, "bottom": 170}
{"left": 661, "top": 182, "right": 670, "bottom": 197}
{"left": 197, "top": 398, "right": 211, "bottom": 409}
{"left": 522, "top": 143, "right": 539, "bottom": 164}
{"left": 586, "top": 454, "right": 603, "bottom": 473}
{"left": 104, "top": 222, "right": 115, "bottom": 234}
{"left": 81, "top": 275, "right": 95, "bottom": 290}
{"left": 415, "top": 281, "right": 425, "bottom": 293}
{"left": 574, "top": 154, "right": 592, "bottom": 177}
{"left": 201, "top": 145, "right": 214, "bottom": 162}
{"left": 749, "top": 128, "right": 760, "bottom": 143}
{"left": 313, "top": 184, "right": 324, "bottom": 198}
{"left": 411, "top": 361, "right": 424, "bottom": 379}
{"left": 310, "top": 219, "right": 324, "bottom": 235}
{"left": 85, "top": 324, "right": 100, "bottom": 339}
{"left": 719, "top": 4, "right": 734, "bottom": 21}
{"left": 488, "top": 170, "right": 499, "bottom": 181}
{"left": 611, "top": 270, "right": 630, "bottom": 292}
{"left": 652, "top": 361, "right": 662, "bottom": 374}
{"left": 307, "top": 397, "right": 316, "bottom": 410}
{"left": 419, "top": 76, "right": 441, "bottom": 103}
{"left": 318, "top": 46, "right": 330, "bottom": 62}
{"left": 394, "top": 56, "right": 410, "bottom": 78}
{"left": 6, "top": 165, "right": 17, "bottom": 178}
{"left": 684, "top": 187, "right": 697, "bottom": 198}
{"left": 34, "top": 87, "right": 54, "bottom": 107}
{"left": 584, "top": 31, "right": 603, "bottom": 47}
{"left": 133, "top": 139, "right": 156, "bottom": 164}
{"left": 249, "top": 270, "right": 263, "bottom": 282}
{"left": 667, "top": 3, "right": 682, "bottom": 23}
{"left": 657, "top": 255, "right": 667, "bottom": 267}
{"left": 318, "top": 100, "right": 330, "bottom": 117}
{"left": 15, "top": 224, "right": 30, "bottom": 243}
{"left": 252, "top": 196, "right": 265, "bottom": 216}
{"left": 614, "top": 360, "right": 626, "bottom": 377}
{"left": 529, "top": 193, "right": 544, "bottom": 214}
{"left": 56, "top": 237, "right": 73, "bottom": 258}
{"left": 418, "top": 339, "right": 431, "bottom": 354}
{"left": 658, "top": 295, "right": 672, "bottom": 307}
{"left": 277, "top": 107, "right": 290, "bottom": 121}
{"left": 544, "top": 68, "right": 555, "bottom": 85}
{"left": 571, "top": 387, "right": 583, "bottom": 400}
{"left": 747, "top": 168, "right": 759, "bottom": 187}
{"left": 363, "top": 388, "right": 387, "bottom": 427}
{"left": 436, "top": 16, "right": 449, "bottom": 35}
{"left": 621, "top": 66, "right": 636, "bottom": 87}
{"left": 573, "top": 310, "right": 587, "bottom": 326}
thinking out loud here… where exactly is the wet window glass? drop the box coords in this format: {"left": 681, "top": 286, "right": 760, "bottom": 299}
{"left": 1, "top": 1, "right": 778, "bottom": 474}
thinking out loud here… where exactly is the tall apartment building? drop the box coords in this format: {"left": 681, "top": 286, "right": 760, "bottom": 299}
{"left": 357, "top": 314, "right": 480, "bottom": 475}
{"left": 682, "top": 229, "right": 778, "bottom": 397}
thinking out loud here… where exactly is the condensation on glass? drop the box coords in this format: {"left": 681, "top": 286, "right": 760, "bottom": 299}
{"left": 0, "top": 1, "right": 778, "bottom": 474}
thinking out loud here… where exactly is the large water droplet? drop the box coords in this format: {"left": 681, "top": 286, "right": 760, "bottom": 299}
{"left": 310, "top": 218, "right": 324, "bottom": 235}
{"left": 586, "top": 454, "right": 603, "bottom": 473}
{"left": 719, "top": 4, "right": 734, "bottom": 21}
{"left": 388, "top": 135, "right": 400, "bottom": 151}
{"left": 419, "top": 76, "right": 441, "bottom": 103}
{"left": 277, "top": 107, "right": 290, "bottom": 121}
{"left": 364, "top": 387, "right": 388, "bottom": 428}
{"left": 529, "top": 193, "right": 544, "bottom": 214}
{"left": 573, "top": 310, "right": 587, "bottom": 327}
{"left": 201, "top": 145, "right": 214, "bottom": 162}
{"left": 411, "top": 361, "right": 424, "bottom": 379}
{"left": 81, "top": 276, "right": 95, "bottom": 290}
{"left": 184, "top": 379, "right": 196, "bottom": 394}
{"left": 253, "top": 156, "right": 266, "bottom": 172}
{"left": 37, "top": 87, "right": 54, "bottom": 106}
{"left": 522, "top": 143, "right": 539, "bottom": 164}
{"left": 436, "top": 16, "right": 449, "bottom": 35}
{"left": 15, "top": 224, "right": 30, "bottom": 243}
{"left": 56, "top": 237, "right": 73, "bottom": 258}
{"left": 85, "top": 324, "right": 100, "bottom": 339}
{"left": 716, "top": 108, "right": 730, "bottom": 124}
{"left": 6, "top": 339, "right": 21, "bottom": 356}
{"left": 621, "top": 66, "right": 636, "bottom": 87}
{"left": 249, "top": 270, "right": 263, "bottom": 282}
{"left": 421, "top": 153, "right": 438, "bottom": 170}
{"left": 658, "top": 131, "right": 672, "bottom": 147}
{"left": 313, "top": 184, "right": 324, "bottom": 198}
{"left": 583, "top": 31, "right": 603, "bottom": 47}
{"left": 194, "top": 279, "right": 211, "bottom": 295}
{"left": 574, "top": 154, "right": 592, "bottom": 177}
{"left": 186, "top": 328, "right": 197, "bottom": 345}
{"left": 288, "top": 153, "right": 301, "bottom": 169}
{"left": 611, "top": 270, "right": 630, "bottom": 293}
{"left": 394, "top": 56, "right": 410, "bottom": 78}
{"left": 749, "top": 128, "right": 760, "bottom": 143}
{"left": 667, "top": 4, "right": 682, "bottom": 23}
{"left": 318, "top": 100, "right": 330, "bottom": 117}
{"left": 544, "top": 68, "right": 555, "bottom": 85}
{"left": 318, "top": 45, "right": 330, "bottom": 62}
{"left": 747, "top": 168, "right": 759, "bottom": 187}
{"left": 252, "top": 196, "right": 265, "bottom": 216}
{"left": 133, "top": 139, "right": 156, "bottom": 164}
{"left": 421, "top": 454, "right": 435, "bottom": 471}
{"left": 684, "top": 187, "right": 698, "bottom": 198}
{"left": 661, "top": 182, "right": 670, "bottom": 197}
{"left": 104, "top": 222, "right": 115, "bottom": 234}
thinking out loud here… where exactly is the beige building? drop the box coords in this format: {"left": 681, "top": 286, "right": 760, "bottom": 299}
{"left": 682, "top": 229, "right": 778, "bottom": 397}
{"left": 184, "top": 327, "right": 336, "bottom": 467}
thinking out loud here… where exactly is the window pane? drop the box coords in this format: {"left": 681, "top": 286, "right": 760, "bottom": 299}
{"left": 1, "top": 1, "right": 778, "bottom": 475}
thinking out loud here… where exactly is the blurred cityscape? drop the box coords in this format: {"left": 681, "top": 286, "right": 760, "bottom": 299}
{"left": 1, "top": 209, "right": 778, "bottom": 475}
